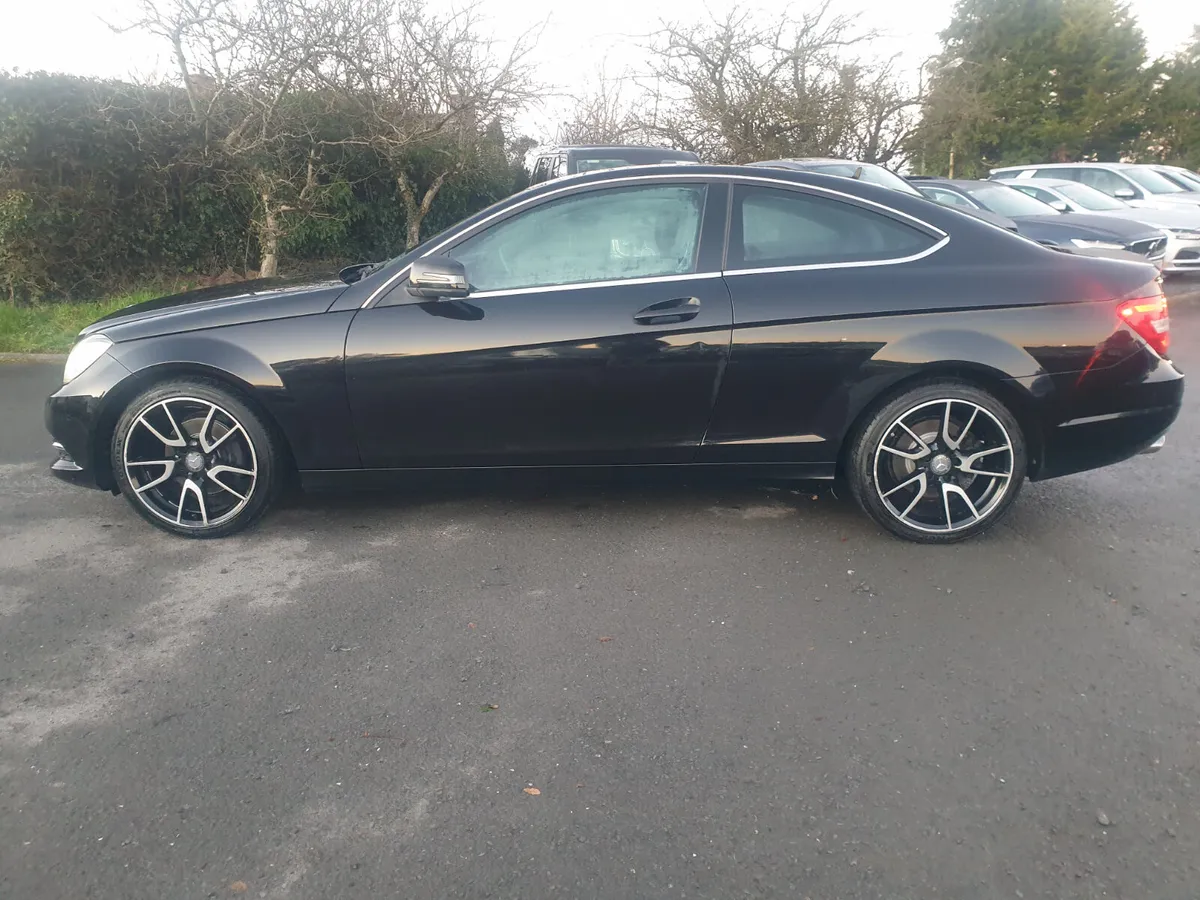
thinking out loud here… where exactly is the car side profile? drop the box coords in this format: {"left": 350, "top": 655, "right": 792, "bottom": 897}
{"left": 1002, "top": 177, "right": 1200, "bottom": 274}
{"left": 990, "top": 163, "right": 1200, "bottom": 210}
{"left": 908, "top": 177, "right": 1168, "bottom": 267}
{"left": 47, "top": 165, "right": 1183, "bottom": 543}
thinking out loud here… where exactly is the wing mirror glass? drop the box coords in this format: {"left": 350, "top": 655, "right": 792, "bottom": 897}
{"left": 407, "top": 256, "right": 470, "bottom": 300}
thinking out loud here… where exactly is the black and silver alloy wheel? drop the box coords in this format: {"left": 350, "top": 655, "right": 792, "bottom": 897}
{"left": 849, "top": 381, "right": 1027, "bottom": 543}
{"left": 112, "top": 379, "right": 280, "bottom": 537}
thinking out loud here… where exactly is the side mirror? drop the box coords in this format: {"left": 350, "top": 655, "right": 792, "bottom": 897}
{"left": 407, "top": 256, "right": 470, "bottom": 300}
{"left": 1113, "top": 187, "right": 1137, "bottom": 200}
{"left": 1049, "top": 199, "right": 1069, "bottom": 212}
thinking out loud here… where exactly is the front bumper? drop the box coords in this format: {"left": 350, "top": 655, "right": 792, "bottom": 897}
{"left": 45, "top": 351, "right": 132, "bottom": 492}
{"left": 1162, "top": 233, "right": 1200, "bottom": 273}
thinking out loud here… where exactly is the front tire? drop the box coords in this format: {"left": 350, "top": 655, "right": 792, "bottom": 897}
{"left": 111, "top": 379, "right": 281, "bottom": 538}
{"left": 846, "top": 380, "right": 1027, "bottom": 544}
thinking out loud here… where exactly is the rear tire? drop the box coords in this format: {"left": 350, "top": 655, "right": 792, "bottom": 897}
{"left": 111, "top": 378, "right": 281, "bottom": 538}
{"left": 846, "top": 380, "right": 1027, "bottom": 544}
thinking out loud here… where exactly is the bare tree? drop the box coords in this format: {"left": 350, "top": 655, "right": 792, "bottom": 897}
{"left": 556, "top": 69, "right": 640, "bottom": 146}
{"left": 309, "top": 0, "right": 542, "bottom": 249}
{"left": 629, "top": 3, "right": 918, "bottom": 165}
{"left": 122, "top": 0, "right": 357, "bottom": 275}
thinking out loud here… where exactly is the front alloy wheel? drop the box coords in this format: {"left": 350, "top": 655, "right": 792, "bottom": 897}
{"left": 113, "top": 379, "right": 280, "bottom": 537}
{"left": 849, "top": 381, "right": 1027, "bottom": 543}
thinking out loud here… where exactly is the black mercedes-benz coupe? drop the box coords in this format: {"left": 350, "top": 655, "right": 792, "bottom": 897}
{"left": 46, "top": 164, "right": 1183, "bottom": 543}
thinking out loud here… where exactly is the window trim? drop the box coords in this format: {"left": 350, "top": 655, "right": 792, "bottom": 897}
{"left": 362, "top": 173, "right": 949, "bottom": 309}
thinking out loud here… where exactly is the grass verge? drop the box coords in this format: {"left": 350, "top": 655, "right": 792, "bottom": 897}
{"left": 0, "top": 290, "right": 165, "bottom": 353}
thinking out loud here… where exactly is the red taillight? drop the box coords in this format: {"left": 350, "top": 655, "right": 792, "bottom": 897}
{"left": 1117, "top": 292, "right": 1170, "bottom": 358}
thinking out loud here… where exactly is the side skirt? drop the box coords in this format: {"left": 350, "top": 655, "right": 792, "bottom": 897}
{"left": 299, "top": 462, "right": 836, "bottom": 493}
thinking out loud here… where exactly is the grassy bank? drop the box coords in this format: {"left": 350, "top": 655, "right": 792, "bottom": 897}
{"left": 0, "top": 290, "right": 164, "bottom": 353}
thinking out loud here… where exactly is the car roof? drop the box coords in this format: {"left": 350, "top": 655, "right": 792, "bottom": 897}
{"left": 749, "top": 158, "right": 879, "bottom": 168}
{"left": 512, "top": 163, "right": 943, "bottom": 207}
{"left": 541, "top": 145, "right": 699, "bottom": 158}
{"left": 907, "top": 177, "right": 992, "bottom": 190}
{"left": 1002, "top": 177, "right": 1076, "bottom": 189}
{"left": 991, "top": 162, "right": 1134, "bottom": 173}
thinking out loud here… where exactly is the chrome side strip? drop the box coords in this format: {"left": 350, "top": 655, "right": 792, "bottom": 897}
{"left": 361, "top": 172, "right": 949, "bottom": 309}
{"left": 724, "top": 235, "right": 950, "bottom": 278}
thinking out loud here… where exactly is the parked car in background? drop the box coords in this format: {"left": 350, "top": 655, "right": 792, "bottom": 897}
{"left": 528, "top": 145, "right": 700, "bottom": 185}
{"left": 908, "top": 177, "right": 1168, "bottom": 267}
{"left": 1002, "top": 177, "right": 1200, "bottom": 275}
{"left": 1148, "top": 164, "right": 1200, "bottom": 193}
{"left": 46, "top": 165, "right": 1180, "bottom": 544}
{"left": 990, "top": 162, "right": 1200, "bottom": 210}
{"left": 749, "top": 158, "right": 1021, "bottom": 232}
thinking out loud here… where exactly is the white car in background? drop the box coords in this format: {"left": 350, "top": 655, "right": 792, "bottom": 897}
{"left": 1149, "top": 164, "right": 1200, "bottom": 193}
{"left": 999, "top": 177, "right": 1200, "bottom": 275}
{"left": 990, "top": 162, "right": 1200, "bottom": 210}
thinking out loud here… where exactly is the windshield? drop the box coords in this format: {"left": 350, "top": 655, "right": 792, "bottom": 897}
{"left": 1165, "top": 168, "right": 1200, "bottom": 191}
{"left": 1054, "top": 182, "right": 1128, "bottom": 210}
{"left": 809, "top": 163, "right": 923, "bottom": 196}
{"left": 1121, "top": 167, "right": 1185, "bottom": 194}
{"left": 965, "top": 184, "right": 1060, "bottom": 217}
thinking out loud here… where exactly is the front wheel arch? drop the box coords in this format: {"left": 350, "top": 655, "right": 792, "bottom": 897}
{"left": 91, "top": 363, "right": 297, "bottom": 493}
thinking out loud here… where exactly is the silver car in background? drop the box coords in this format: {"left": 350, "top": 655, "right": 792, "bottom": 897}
{"left": 990, "top": 162, "right": 1200, "bottom": 210}
{"left": 999, "top": 177, "right": 1200, "bottom": 275}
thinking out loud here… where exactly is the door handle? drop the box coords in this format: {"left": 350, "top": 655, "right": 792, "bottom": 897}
{"left": 633, "top": 296, "right": 701, "bottom": 326}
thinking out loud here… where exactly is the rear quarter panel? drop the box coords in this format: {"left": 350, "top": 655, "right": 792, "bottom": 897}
{"left": 702, "top": 232, "right": 1160, "bottom": 468}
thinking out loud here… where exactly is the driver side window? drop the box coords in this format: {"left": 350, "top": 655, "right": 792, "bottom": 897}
{"left": 445, "top": 184, "right": 707, "bottom": 293}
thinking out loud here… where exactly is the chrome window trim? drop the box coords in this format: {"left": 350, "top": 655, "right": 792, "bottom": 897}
{"left": 468, "top": 271, "right": 714, "bottom": 301}
{"left": 724, "top": 235, "right": 950, "bottom": 277}
{"left": 360, "top": 172, "right": 949, "bottom": 309}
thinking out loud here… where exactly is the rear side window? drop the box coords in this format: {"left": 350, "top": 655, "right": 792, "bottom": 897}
{"left": 729, "top": 186, "right": 936, "bottom": 269}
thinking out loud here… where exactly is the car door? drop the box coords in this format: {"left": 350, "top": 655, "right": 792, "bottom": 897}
{"left": 344, "top": 179, "right": 733, "bottom": 468}
{"left": 1063, "top": 167, "right": 1147, "bottom": 205}
{"left": 698, "top": 182, "right": 945, "bottom": 470}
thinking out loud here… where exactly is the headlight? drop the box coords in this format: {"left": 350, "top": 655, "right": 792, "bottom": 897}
{"left": 63, "top": 334, "right": 113, "bottom": 384}
{"left": 1069, "top": 238, "right": 1126, "bottom": 250}
{"left": 1165, "top": 228, "right": 1200, "bottom": 240}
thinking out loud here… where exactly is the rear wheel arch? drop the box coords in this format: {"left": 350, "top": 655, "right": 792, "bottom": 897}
{"left": 837, "top": 364, "right": 1045, "bottom": 480}
{"left": 92, "top": 363, "right": 297, "bottom": 492}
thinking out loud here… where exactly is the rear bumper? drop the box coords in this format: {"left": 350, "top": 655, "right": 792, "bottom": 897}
{"left": 1031, "top": 350, "right": 1184, "bottom": 481}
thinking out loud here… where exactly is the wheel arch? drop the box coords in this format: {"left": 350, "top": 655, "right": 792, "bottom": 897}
{"left": 835, "top": 362, "right": 1046, "bottom": 480}
{"left": 90, "top": 362, "right": 297, "bottom": 492}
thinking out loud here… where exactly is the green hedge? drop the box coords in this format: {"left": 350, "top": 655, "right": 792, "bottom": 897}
{"left": 0, "top": 73, "right": 526, "bottom": 302}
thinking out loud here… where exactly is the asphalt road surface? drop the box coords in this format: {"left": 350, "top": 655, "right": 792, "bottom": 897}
{"left": 3, "top": 284, "right": 1200, "bottom": 900}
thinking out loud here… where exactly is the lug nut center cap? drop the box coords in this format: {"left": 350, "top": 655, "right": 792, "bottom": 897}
{"left": 184, "top": 450, "right": 206, "bottom": 473}
{"left": 930, "top": 454, "right": 953, "bottom": 476}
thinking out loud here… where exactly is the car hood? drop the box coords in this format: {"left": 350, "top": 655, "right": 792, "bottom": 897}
{"left": 1082, "top": 207, "right": 1200, "bottom": 231}
{"left": 81, "top": 273, "right": 349, "bottom": 341}
{"left": 1011, "top": 213, "right": 1163, "bottom": 241}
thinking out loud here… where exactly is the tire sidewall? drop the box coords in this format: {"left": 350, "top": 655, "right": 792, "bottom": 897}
{"left": 111, "top": 379, "right": 278, "bottom": 538}
{"left": 849, "top": 381, "right": 1028, "bottom": 544}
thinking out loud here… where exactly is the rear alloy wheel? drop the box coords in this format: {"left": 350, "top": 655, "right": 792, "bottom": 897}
{"left": 112, "top": 379, "right": 280, "bottom": 537}
{"left": 848, "top": 381, "right": 1027, "bottom": 543}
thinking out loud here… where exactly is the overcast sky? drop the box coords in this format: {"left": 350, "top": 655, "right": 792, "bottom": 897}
{"left": 2, "top": 0, "right": 1194, "bottom": 139}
